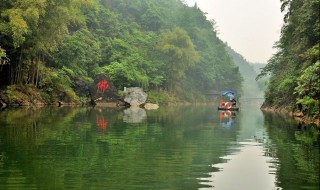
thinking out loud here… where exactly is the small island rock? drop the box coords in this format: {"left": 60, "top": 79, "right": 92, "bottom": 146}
{"left": 124, "top": 87, "right": 147, "bottom": 107}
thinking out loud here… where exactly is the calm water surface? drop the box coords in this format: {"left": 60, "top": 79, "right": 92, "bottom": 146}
{"left": 0, "top": 103, "right": 319, "bottom": 190}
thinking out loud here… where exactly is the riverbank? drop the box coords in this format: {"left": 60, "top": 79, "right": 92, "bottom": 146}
{"left": 261, "top": 106, "right": 320, "bottom": 127}
{"left": 0, "top": 85, "right": 212, "bottom": 109}
{"left": 0, "top": 85, "right": 79, "bottom": 107}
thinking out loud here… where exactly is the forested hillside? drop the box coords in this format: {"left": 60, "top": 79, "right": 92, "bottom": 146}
{"left": 0, "top": 0, "right": 242, "bottom": 105}
{"left": 257, "top": 0, "right": 319, "bottom": 117}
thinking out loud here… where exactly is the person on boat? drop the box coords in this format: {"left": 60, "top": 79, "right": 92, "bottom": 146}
{"left": 220, "top": 99, "right": 225, "bottom": 107}
{"left": 229, "top": 94, "right": 236, "bottom": 106}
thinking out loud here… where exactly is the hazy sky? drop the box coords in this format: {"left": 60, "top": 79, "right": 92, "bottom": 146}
{"left": 185, "top": 0, "right": 284, "bottom": 63}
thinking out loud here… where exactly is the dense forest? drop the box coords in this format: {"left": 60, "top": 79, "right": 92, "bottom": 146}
{"left": 0, "top": 0, "right": 243, "bottom": 105}
{"left": 257, "top": 0, "right": 319, "bottom": 118}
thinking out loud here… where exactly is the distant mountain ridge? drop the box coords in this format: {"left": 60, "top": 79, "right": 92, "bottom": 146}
{"left": 225, "top": 45, "right": 265, "bottom": 98}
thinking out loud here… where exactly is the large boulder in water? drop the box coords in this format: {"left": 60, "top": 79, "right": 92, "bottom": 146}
{"left": 89, "top": 74, "right": 119, "bottom": 103}
{"left": 124, "top": 87, "right": 147, "bottom": 107}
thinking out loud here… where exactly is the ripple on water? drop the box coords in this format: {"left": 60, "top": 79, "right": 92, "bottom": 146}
{"left": 199, "top": 141, "right": 282, "bottom": 190}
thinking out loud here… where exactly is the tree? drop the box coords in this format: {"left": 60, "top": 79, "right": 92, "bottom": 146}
{"left": 0, "top": 0, "right": 89, "bottom": 85}
{"left": 157, "top": 28, "right": 199, "bottom": 92}
{"left": 54, "top": 28, "right": 101, "bottom": 77}
{"left": 294, "top": 61, "right": 320, "bottom": 116}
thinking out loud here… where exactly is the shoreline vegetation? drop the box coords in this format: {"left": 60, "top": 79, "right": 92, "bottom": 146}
{"left": 1, "top": 85, "right": 318, "bottom": 127}
{"left": 261, "top": 107, "right": 320, "bottom": 127}
{"left": 0, "top": 84, "right": 214, "bottom": 108}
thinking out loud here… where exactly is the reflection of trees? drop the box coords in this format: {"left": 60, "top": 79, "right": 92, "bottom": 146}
{"left": 0, "top": 106, "right": 239, "bottom": 189}
{"left": 262, "top": 111, "right": 320, "bottom": 190}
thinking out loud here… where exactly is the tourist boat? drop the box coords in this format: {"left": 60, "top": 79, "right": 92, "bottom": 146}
{"left": 217, "top": 90, "right": 240, "bottom": 111}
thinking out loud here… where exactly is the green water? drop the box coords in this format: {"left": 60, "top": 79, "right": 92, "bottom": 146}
{"left": 0, "top": 104, "right": 319, "bottom": 190}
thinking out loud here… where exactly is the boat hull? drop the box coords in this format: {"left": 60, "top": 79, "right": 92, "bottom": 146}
{"left": 218, "top": 107, "right": 240, "bottom": 111}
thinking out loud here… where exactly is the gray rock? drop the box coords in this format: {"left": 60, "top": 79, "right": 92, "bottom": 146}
{"left": 124, "top": 87, "right": 147, "bottom": 107}
{"left": 74, "top": 77, "right": 90, "bottom": 97}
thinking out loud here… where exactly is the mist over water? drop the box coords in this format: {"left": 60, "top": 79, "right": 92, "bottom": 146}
{"left": 226, "top": 45, "right": 265, "bottom": 99}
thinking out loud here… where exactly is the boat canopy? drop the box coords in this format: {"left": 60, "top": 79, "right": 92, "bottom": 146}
{"left": 221, "top": 90, "right": 237, "bottom": 96}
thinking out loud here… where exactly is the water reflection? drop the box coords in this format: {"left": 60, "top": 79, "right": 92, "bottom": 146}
{"left": 123, "top": 107, "right": 147, "bottom": 123}
{"left": 96, "top": 114, "right": 108, "bottom": 133}
{"left": 201, "top": 142, "right": 278, "bottom": 190}
{"left": 219, "top": 110, "right": 237, "bottom": 128}
{"left": 262, "top": 111, "right": 320, "bottom": 190}
{"left": 0, "top": 105, "right": 318, "bottom": 189}
{"left": 200, "top": 105, "right": 280, "bottom": 190}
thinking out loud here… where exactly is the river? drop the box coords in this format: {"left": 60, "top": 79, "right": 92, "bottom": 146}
{"left": 0, "top": 103, "right": 319, "bottom": 190}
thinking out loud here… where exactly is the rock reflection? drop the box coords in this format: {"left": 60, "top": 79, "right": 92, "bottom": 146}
{"left": 123, "top": 107, "right": 147, "bottom": 124}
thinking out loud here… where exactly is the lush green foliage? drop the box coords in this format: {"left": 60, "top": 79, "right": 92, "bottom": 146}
{"left": 294, "top": 61, "right": 320, "bottom": 116}
{"left": 156, "top": 27, "right": 199, "bottom": 92}
{"left": 257, "top": 0, "right": 320, "bottom": 117}
{"left": 0, "top": 0, "right": 242, "bottom": 103}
